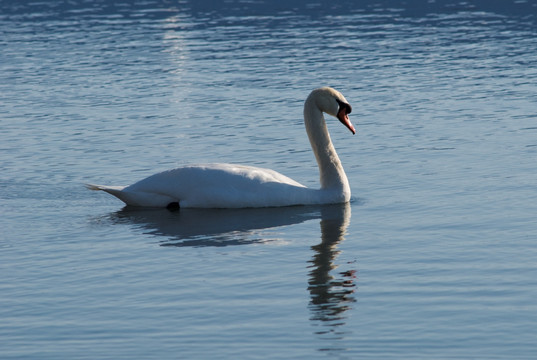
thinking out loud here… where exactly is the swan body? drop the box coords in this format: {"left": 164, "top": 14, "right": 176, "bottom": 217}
{"left": 88, "top": 87, "right": 355, "bottom": 208}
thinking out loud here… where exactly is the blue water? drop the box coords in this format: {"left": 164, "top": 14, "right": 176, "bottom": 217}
{"left": 1, "top": 1, "right": 537, "bottom": 359}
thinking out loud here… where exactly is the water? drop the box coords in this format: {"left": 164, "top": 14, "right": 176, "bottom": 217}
{"left": 1, "top": 0, "right": 537, "bottom": 358}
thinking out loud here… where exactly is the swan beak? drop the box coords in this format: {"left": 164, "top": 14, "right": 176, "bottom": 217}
{"left": 337, "top": 107, "right": 356, "bottom": 135}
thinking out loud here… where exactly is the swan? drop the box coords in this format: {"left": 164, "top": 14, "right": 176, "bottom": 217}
{"left": 87, "top": 87, "right": 355, "bottom": 208}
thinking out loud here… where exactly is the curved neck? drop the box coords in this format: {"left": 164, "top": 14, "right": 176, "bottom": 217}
{"left": 304, "top": 98, "right": 350, "bottom": 198}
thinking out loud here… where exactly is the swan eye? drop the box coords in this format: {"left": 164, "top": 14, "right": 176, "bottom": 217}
{"left": 336, "top": 99, "right": 352, "bottom": 115}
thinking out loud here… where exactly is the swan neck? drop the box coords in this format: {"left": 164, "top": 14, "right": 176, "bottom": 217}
{"left": 304, "top": 98, "right": 350, "bottom": 198}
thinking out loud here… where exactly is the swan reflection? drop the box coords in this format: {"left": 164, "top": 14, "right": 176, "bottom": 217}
{"left": 110, "top": 205, "right": 325, "bottom": 247}
{"left": 108, "top": 202, "right": 356, "bottom": 343}
{"left": 308, "top": 203, "right": 356, "bottom": 341}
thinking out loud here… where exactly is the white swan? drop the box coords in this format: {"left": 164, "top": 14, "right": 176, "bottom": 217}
{"left": 87, "top": 87, "right": 355, "bottom": 208}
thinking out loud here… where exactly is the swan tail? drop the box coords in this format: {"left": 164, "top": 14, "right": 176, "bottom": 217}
{"left": 86, "top": 183, "right": 125, "bottom": 194}
{"left": 86, "top": 183, "right": 130, "bottom": 203}
{"left": 86, "top": 183, "right": 177, "bottom": 207}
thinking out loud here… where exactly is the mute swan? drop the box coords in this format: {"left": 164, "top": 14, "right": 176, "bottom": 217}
{"left": 87, "top": 87, "right": 355, "bottom": 208}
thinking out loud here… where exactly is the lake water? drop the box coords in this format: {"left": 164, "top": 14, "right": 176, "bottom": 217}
{"left": 1, "top": 0, "right": 536, "bottom": 359}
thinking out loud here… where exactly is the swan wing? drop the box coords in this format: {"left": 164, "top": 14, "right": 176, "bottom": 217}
{"left": 115, "top": 163, "right": 315, "bottom": 208}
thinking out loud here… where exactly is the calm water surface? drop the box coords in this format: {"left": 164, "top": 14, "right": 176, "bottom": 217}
{"left": 1, "top": 0, "right": 537, "bottom": 359}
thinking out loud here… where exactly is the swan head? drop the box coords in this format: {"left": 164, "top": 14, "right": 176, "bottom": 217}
{"left": 308, "top": 87, "right": 356, "bottom": 135}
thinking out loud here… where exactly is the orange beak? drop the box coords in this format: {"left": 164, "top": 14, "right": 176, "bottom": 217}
{"left": 337, "top": 107, "right": 356, "bottom": 135}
